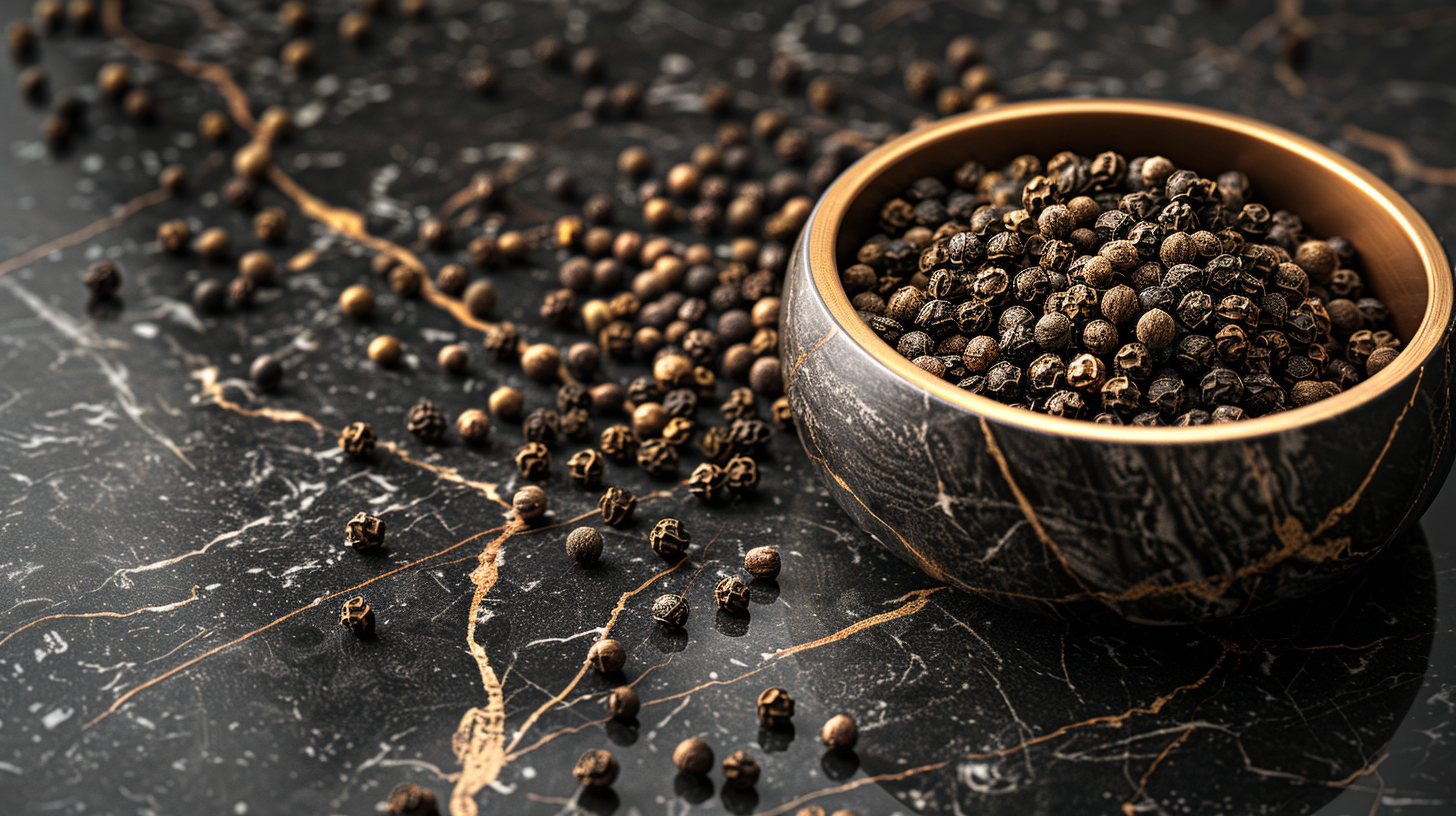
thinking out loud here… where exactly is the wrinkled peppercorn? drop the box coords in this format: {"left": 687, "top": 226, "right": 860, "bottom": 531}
{"left": 345, "top": 512, "right": 386, "bottom": 552}
{"left": 715, "top": 576, "right": 750, "bottom": 614}
{"left": 651, "top": 593, "right": 689, "bottom": 628}
{"left": 598, "top": 486, "right": 637, "bottom": 527}
{"left": 567, "top": 449, "right": 606, "bottom": 488}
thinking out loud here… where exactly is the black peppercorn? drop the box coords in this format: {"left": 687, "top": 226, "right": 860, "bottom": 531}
{"left": 340, "top": 596, "right": 374, "bottom": 635}
{"left": 721, "top": 750, "right": 761, "bottom": 788}
{"left": 84, "top": 260, "right": 123, "bottom": 300}
{"left": 514, "top": 442, "right": 550, "bottom": 480}
{"left": 345, "top": 512, "right": 386, "bottom": 552}
{"left": 637, "top": 438, "right": 678, "bottom": 477}
{"left": 250, "top": 354, "right": 283, "bottom": 392}
{"left": 567, "top": 449, "right": 606, "bottom": 488}
{"left": 386, "top": 783, "right": 437, "bottom": 816}
{"left": 649, "top": 518, "right": 690, "bottom": 559}
{"left": 573, "top": 748, "right": 619, "bottom": 788}
{"left": 607, "top": 687, "right": 639, "bottom": 721}
{"left": 757, "top": 687, "right": 795, "bottom": 728}
{"left": 744, "top": 546, "right": 781, "bottom": 579}
{"left": 598, "top": 486, "right": 636, "bottom": 527}
{"left": 587, "top": 638, "right": 626, "bottom": 674}
{"left": 688, "top": 462, "right": 730, "bottom": 502}
{"left": 715, "top": 576, "right": 750, "bottom": 614}
{"left": 674, "top": 737, "right": 714, "bottom": 775}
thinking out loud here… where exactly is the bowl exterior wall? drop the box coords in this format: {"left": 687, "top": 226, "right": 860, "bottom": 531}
{"left": 784, "top": 222, "right": 1453, "bottom": 623}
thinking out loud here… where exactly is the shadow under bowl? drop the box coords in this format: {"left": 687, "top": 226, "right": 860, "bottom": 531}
{"left": 783, "top": 98, "right": 1454, "bottom": 623}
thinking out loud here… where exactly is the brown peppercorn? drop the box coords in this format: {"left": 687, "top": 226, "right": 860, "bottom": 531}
{"left": 121, "top": 87, "right": 155, "bottom": 121}
{"left": 238, "top": 250, "right": 276, "bottom": 285}
{"left": 159, "top": 164, "right": 189, "bottom": 194}
{"left": 512, "top": 484, "right": 548, "bottom": 522}
{"left": 1367, "top": 346, "right": 1400, "bottom": 377}
{"left": 946, "top": 35, "right": 983, "bottom": 70}
{"left": 157, "top": 220, "right": 191, "bottom": 254}
{"left": 725, "top": 454, "right": 759, "bottom": 493}
{"left": 339, "top": 421, "right": 377, "bottom": 458}
{"left": 437, "top": 344, "right": 469, "bottom": 375}
{"left": 456, "top": 409, "right": 490, "bottom": 444}
{"left": 223, "top": 177, "right": 256, "bottom": 208}
{"left": 521, "top": 343, "right": 561, "bottom": 382}
{"left": 83, "top": 261, "right": 122, "bottom": 300}
{"left": 227, "top": 277, "right": 254, "bottom": 306}
{"left": 338, "top": 11, "right": 371, "bottom": 42}
{"left": 1136, "top": 308, "right": 1176, "bottom": 349}
{"left": 280, "top": 37, "right": 316, "bottom": 70}
{"left": 368, "top": 335, "right": 402, "bottom": 367}
{"left": 572, "top": 749, "right": 619, "bottom": 788}
{"left": 406, "top": 400, "right": 447, "bottom": 443}
{"left": 198, "top": 109, "right": 230, "bottom": 142}
{"left": 701, "top": 80, "right": 734, "bottom": 113}
{"left": 643, "top": 197, "right": 677, "bottom": 229}
{"left": 515, "top": 442, "right": 550, "bottom": 480}
{"left": 618, "top": 146, "right": 651, "bottom": 178}
{"left": 903, "top": 60, "right": 940, "bottom": 100}
{"left": 674, "top": 737, "right": 714, "bottom": 776}
{"left": 757, "top": 688, "right": 795, "bottom": 728}
{"left": 649, "top": 517, "right": 690, "bottom": 559}
{"left": 771, "top": 396, "right": 793, "bottom": 429}
{"left": 345, "top": 511, "right": 386, "bottom": 552}
{"left": 431, "top": 263, "right": 467, "bottom": 297}
{"left": 565, "top": 526, "right": 603, "bottom": 565}
{"left": 97, "top": 62, "right": 130, "bottom": 97}
{"left": 385, "top": 782, "right": 437, "bottom": 816}
{"left": 651, "top": 593, "right": 689, "bottom": 628}
{"left": 196, "top": 227, "right": 232, "bottom": 259}
{"left": 721, "top": 750, "right": 761, "bottom": 788}
{"left": 744, "top": 546, "right": 781, "bottom": 579}
{"left": 598, "top": 486, "right": 637, "bottom": 527}
{"left": 251, "top": 207, "right": 286, "bottom": 243}
{"left": 748, "top": 357, "right": 783, "bottom": 396}
{"left": 715, "top": 576, "right": 750, "bottom": 614}
{"left": 587, "top": 638, "right": 626, "bottom": 673}
{"left": 68, "top": 0, "right": 97, "bottom": 29}
{"left": 806, "top": 76, "right": 840, "bottom": 112}
{"left": 654, "top": 353, "right": 694, "bottom": 391}
{"left": 821, "top": 714, "right": 858, "bottom": 752}
{"left": 339, "top": 596, "right": 374, "bottom": 635}
{"left": 489, "top": 387, "right": 524, "bottom": 422}
{"left": 611, "top": 80, "right": 645, "bottom": 114}
{"left": 233, "top": 141, "right": 272, "bottom": 179}
{"left": 457, "top": 281, "right": 496, "bottom": 319}
{"left": 607, "top": 687, "right": 640, "bottom": 720}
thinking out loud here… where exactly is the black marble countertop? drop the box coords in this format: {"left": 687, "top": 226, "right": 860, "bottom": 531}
{"left": 1, "top": 1, "right": 1454, "bottom": 814}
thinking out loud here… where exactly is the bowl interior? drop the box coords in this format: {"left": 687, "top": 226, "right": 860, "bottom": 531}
{"left": 822, "top": 101, "right": 1448, "bottom": 406}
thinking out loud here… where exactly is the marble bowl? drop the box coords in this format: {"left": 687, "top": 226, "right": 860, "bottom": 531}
{"left": 782, "top": 99, "right": 1455, "bottom": 624}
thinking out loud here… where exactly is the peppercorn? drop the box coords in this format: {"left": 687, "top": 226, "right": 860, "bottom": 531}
{"left": 233, "top": 142, "right": 271, "bottom": 179}
{"left": 821, "top": 714, "right": 858, "bottom": 752}
{"left": 721, "top": 750, "right": 761, "bottom": 788}
{"left": 339, "top": 421, "right": 376, "bottom": 458}
{"left": 120, "top": 86, "right": 156, "bottom": 120}
{"left": 280, "top": 38, "right": 316, "bottom": 70}
{"left": 565, "top": 526, "right": 604, "bottom": 566}
{"left": 336, "top": 285, "right": 374, "bottom": 318}
{"left": 520, "top": 343, "right": 560, "bottom": 382}
{"left": 701, "top": 80, "right": 734, "bottom": 113}
{"left": 159, "top": 164, "right": 188, "bottom": 194}
{"left": 385, "top": 783, "right": 437, "bottom": 816}
{"left": 757, "top": 688, "right": 794, "bottom": 728}
{"left": 365, "top": 335, "right": 400, "bottom": 367}
{"left": 602, "top": 687, "right": 640, "bottom": 723}
{"left": 249, "top": 354, "right": 283, "bottom": 392}
{"left": 69, "top": 0, "right": 97, "bottom": 29}
{"left": 489, "top": 387, "right": 524, "bottom": 422}
{"left": 97, "top": 61, "right": 130, "bottom": 96}
{"left": 156, "top": 219, "right": 190, "bottom": 253}
{"left": 227, "top": 277, "right": 254, "bottom": 306}
{"left": 453, "top": 409, "right": 490, "bottom": 445}
{"left": 725, "top": 455, "right": 759, "bottom": 494}
{"left": 674, "top": 737, "right": 714, "bottom": 775}
{"left": 340, "top": 596, "right": 374, "bottom": 635}
{"left": 407, "top": 400, "right": 447, "bottom": 443}
{"left": 903, "top": 60, "right": 939, "bottom": 100}
{"left": 513, "top": 442, "right": 550, "bottom": 480}
{"left": 253, "top": 206, "right": 287, "bottom": 242}
{"left": 637, "top": 438, "right": 679, "bottom": 477}
{"left": 587, "top": 638, "right": 626, "bottom": 673}
{"left": 598, "top": 486, "right": 636, "bottom": 527}
{"left": 771, "top": 397, "right": 793, "bottom": 429}
{"left": 345, "top": 512, "right": 386, "bottom": 552}
{"left": 239, "top": 251, "right": 276, "bottom": 286}
{"left": 193, "top": 278, "right": 227, "bottom": 313}
{"left": 223, "top": 177, "right": 256, "bottom": 208}
{"left": 806, "top": 76, "right": 840, "bottom": 112}
{"left": 196, "top": 227, "right": 232, "bottom": 259}
{"left": 433, "top": 344, "right": 467, "bottom": 375}
{"left": 651, "top": 593, "right": 688, "bottom": 628}
{"left": 743, "top": 546, "right": 781, "bottom": 579}
{"left": 715, "top": 576, "right": 750, "bottom": 614}
{"left": 687, "top": 462, "right": 729, "bottom": 502}
{"left": 83, "top": 260, "right": 122, "bottom": 300}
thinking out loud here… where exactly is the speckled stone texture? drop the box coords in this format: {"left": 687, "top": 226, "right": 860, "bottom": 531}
{"left": 1, "top": 0, "right": 1455, "bottom": 815}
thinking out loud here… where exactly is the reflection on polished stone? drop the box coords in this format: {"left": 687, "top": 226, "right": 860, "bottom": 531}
{"left": 673, "top": 771, "right": 713, "bottom": 804}
{"left": 758, "top": 723, "right": 795, "bottom": 753}
{"left": 715, "top": 608, "right": 750, "bottom": 638}
{"left": 749, "top": 578, "right": 781, "bottom": 605}
{"left": 790, "top": 526, "right": 1438, "bottom": 815}
{"left": 719, "top": 783, "right": 760, "bottom": 815}
{"left": 603, "top": 719, "right": 638, "bottom": 747}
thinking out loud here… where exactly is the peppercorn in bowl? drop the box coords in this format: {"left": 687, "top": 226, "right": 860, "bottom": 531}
{"left": 783, "top": 98, "right": 1454, "bottom": 623}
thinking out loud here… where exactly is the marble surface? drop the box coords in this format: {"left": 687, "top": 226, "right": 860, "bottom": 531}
{"left": 0, "top": 1, "right": 1453, "bottom": 814}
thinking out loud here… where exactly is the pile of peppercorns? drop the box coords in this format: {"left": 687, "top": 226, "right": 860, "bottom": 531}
{"left": 845, "top": 151, "right": 1401, "bottom": 425}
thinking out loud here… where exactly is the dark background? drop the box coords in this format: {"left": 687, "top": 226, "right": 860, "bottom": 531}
{"left": 0, "top": 1, "right": 1453, "bottom": 815}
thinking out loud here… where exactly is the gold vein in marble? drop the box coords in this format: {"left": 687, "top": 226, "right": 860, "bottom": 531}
{"left": 0, "top": 586, "right": 200, "bottom": 650}
{"left": 0, "top": 187, "right": 172, "bottom": 279}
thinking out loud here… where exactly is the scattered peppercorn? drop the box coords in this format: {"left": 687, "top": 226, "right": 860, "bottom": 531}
{"left": 821, "top": 714, "right": 858, "bottom": 752}
{"left": 587, "top": 638, "right": 626, "bottom": 673}
{"left": 456, "top": 409, "right": 490, "bottom": 444}
{"left": 598, "top": 486, "right": 636, "bottom": 527}
{"left": 721, "top": 750, "right": 761, "bottom": 788}
{"left": 651, "top": 593, "right": 689, "bottom": 628}
{"left": 368, "top": 335, "right": 402, "bottom": 367}
{"left": 743, "top": 546, "right": 781, "bottom": 579}
{"left": 339, "top": 596, "right": 374, "bottom": 635}
{"left": 339, "top": 421, "right": 376, "bottom": 458}
{"left": 673, "top": 737, "right": 714, "bottom": 776}
{"left": 715, "top": 575, "right": 750, "bottom": 614}
{"left": 83, "top": 260, "right": 122, "bottom": 299}
{"left": 345, "top": 511, "right": 386, "bottom": 552}
{"left": 385, "top": 783, "right": 437, "bottom": 816}
{"left": 572, "top": 749, "right": 619, "bottom": 788}
{"left": 512, "top": 485, "right": 548, "bottom": 523}
{"left": 249, "top": 354, "right": 283, "bottom": 392}
{"left": 566, "top": 526, "right": 604, "bottom": 565}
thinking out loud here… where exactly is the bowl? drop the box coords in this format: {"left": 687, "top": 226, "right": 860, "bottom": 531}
{"left": 782, "top": 98, "right": 1455, "bottom": 623}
